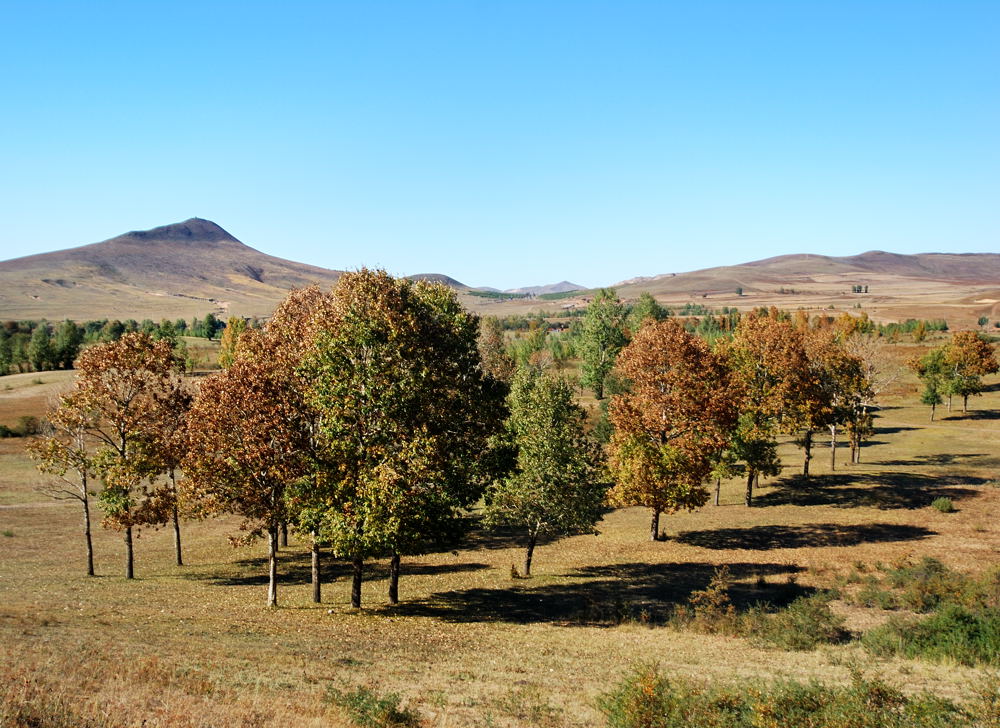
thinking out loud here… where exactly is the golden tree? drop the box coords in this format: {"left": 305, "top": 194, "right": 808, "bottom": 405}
{"left": 608, "top": 319, "right": 736, "bottom": 540}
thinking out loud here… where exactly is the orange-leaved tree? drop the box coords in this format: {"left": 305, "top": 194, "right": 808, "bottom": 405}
{"left": 71, "top": 332, "right": 184, "bottom": 578}
{"left": 607, "top": 319, "right": 736, "bottom": 540}
{"left": 944, "top": 331, "right": 998, "bottom": 412}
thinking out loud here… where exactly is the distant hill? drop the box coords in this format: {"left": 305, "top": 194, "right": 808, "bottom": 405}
{"left": 0, "top": 218, "right": 343, "bottom": 320}
{"left": 405, "top": 273, "right": 469, "bottom": 289}
{"left": 505, "top": 281, "right": 584, "bottom": 295}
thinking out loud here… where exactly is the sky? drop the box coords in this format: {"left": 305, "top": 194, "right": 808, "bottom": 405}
{"left": 1, "top": 1, "right": 998, "bottom": 290}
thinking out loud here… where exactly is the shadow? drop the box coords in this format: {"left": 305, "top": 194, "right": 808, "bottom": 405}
{"left": 877, "top": 453, "right": 987, "bottom": 467}
{"left": 981, "top": 382, "right": 1000, "bottom": 393}
{"left": 188, "top": 553, "right": 490, "bottom": 588}
{"left": 675, "top": 523, "right": 934, "bottom": 551}
{"left": 874, "top": 425, "right": 918, "bottom": 435}
{"left": 948, "top": 410, "right": 1000, "bottom": 421}
{"left": 756, "top": 472, "right": 983, "bottom": 509}
{"left": 383, "top": 561, "right": 809, "bottom": 626}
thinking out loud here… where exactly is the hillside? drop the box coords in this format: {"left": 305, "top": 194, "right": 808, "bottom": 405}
{"left": 0, "top": 219, "right": 344, "bottom": 320}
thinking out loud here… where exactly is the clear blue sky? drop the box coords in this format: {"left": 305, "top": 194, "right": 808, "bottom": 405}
{"left": 2, "top": 1, "right": 997, "bottom": 290}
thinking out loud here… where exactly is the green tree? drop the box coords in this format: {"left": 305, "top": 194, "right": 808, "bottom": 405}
{"left": 27, "top": 323, "right": 53, "bottom": 371}
{"left": 52, "top": 320, "right": 83, "bottom": 369}
{"left": 626, "top": 292, "right": 667, "bottom": 333}
{"left": 484, "top": 367, "right": 604, "bottom": 576}
{"left": 911, "top": 348, "right": 947, "bottom": 421}
{"left": 579, "top": 288, "right": 627, "bottom": 399}
{"left": 0, "top": 333, "right": 11, "bottom": 375}
{"left": 304, "top": 270, "right": 502, "bottom": 607}
{"left": 218, "top": 316, "right": 249, "bottom": 369}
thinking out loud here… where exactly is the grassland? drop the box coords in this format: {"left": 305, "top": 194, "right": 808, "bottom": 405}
{"left": 1, "top": 339, "right": 998, "bottom": 726}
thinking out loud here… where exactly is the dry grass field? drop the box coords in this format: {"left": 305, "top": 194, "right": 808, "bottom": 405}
{"left": 1, "top": 338, "right": 998, "bottom": 726}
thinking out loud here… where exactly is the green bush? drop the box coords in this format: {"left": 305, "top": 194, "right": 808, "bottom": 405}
{"left": 931, "top": 497, "right": 955, "bottom": 513}
{"left": 863, "top": 604, "right": 1000, "bottom": 666}
{"left": 326, "top": 685, "right": 420, "bottom": 728}
{"left": 752, "top": 593, "right": 849, "bottom": 651}
{"left": 598, "top": 664, "right": 972, "bottom": 728}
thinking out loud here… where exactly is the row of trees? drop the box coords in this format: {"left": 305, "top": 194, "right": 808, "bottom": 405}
{"left": 0, "top": 315, "right": 233, "bottom": 376}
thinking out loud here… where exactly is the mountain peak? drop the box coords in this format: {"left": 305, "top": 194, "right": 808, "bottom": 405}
{"left": 113, "top": 218, "right": 241, "bottom": 246}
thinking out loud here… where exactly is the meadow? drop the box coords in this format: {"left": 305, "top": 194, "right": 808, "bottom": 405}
{"left": 1, "top": 334, "right": 998, "bottom": 727}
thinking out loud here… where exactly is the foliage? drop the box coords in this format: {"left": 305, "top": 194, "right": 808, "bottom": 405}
{"left": 484, "top": 367, "right": 605, "bottom": 574}
{"left": 579, "top": 288, "right": 627, "bottom": 399}
{"left": 931, "top": 496, "right": 955, "bottom": 513}
{"left": 326, "top": 685, "right": 421, "bottom": 727}
{"left": 608, "top": 319, "right": 736, "bottom": 538}
{"left": 217, "top": 316, "right": 249, "bottom": 369}
{"left": 626, "top": 292, "right": 667, "bottom": 333}
{"left": 477, "top": 316, "right": 516, "bottom": 383}
{"left": 864, "top": 604, "right": 1000, "bottom": 666}
{"left": 749, "top": 593, "right": 849, "bottom": 651}
{"left": 598, "top": 664, "right": 970, "bottom": 728}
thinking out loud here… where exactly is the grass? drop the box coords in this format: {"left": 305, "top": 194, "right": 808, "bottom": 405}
{"left": 1, "top": 355, "right": 999, "bottom": 725}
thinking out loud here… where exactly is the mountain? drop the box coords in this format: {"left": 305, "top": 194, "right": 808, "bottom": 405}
{"left": 505, "top": 281, "right": 584, "bottom": 295}
{"left": 405, "top": 273, "right": 469, "bottom": 289}
{"left": 0, "top": 218, "right": 343, "bottom": 320}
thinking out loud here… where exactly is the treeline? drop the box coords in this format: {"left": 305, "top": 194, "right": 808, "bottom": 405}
{"left": 0, "top": 314, "right": 240, "bottom": 375}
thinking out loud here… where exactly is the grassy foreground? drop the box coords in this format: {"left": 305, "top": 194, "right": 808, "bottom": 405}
{"left": 1, "top": 355, "right": 999, "bottom": 726}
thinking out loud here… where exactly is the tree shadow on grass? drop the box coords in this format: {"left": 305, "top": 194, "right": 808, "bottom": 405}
{"left": 188, "top": 553, "right": 490, "bottom": 588}
{"left": 947, "top": 409, "right": 1000, "bottom": 420}
{"left": 873, "top": 425, "right": 918, "bottom": 435}
{"left": 383, "top": 561, "right": 808, "bottom": 626}
{"left": 757, "top": 471, "right": 984, "bottom": 509}
{"left": 675, "top": 522, "right": 934, "bottom": 551}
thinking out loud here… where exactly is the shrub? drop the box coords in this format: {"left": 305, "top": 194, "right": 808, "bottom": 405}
{"left": 863, "top": 604, "right": 1000, "bottom": 666}
{"left": 597, "top": 664, "right": 970, "bottom": 728}
{"left": 752, "top": 593, "right": 849, "bottom": 651}
{"left": 0, "top": 425, "right": 13, "bottom": 438}
{"left": 326, "top": 685, "right": 420, "bottom": 728}
{"left": 15, "top": 415, "right": 41, "bottom": 436}
{"left": 931, "top": 497, "right": 955, "bottom": 513}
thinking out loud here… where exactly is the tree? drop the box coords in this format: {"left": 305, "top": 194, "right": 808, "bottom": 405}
{"left": 579, "top": 288, "right": 627, "bottom": 399}
{"left": 304, "top": 270, "right": 502, "bottom": 607}
{"left": 185, "top": 329, "right": 307, "bottom": 606}
{"left": 26, "top": 398, "right": 98, "bottom": 575}
{"left": 842, "top": 333, "right": 901, "bottom": 462}
{"left": 944, "top": 331, "right": 998, "bottom": 412}
{"left": 911, "top": 348, "right": 947, "bottom": 421}
{"left": 722, "top": 312, "right": 816, "bottom": 505}
{"left": 0, "top": 333, "right": 11, "bottom": 375}
{"left": 71, "top": 333, "right": 183, "bottom": 578}
{"left": 52, "top": 320, "right": 83, "bottom": 369}
{"left": 218, "top": 317, "right": 249, "bottom": 369}
{"left": 27, "top": 323, "right": 53, "bottom": 371}
{"left": 626, "top": 292, "right": 667, "bottom": 333}
{"left": 478, "top": 316, "right": 515, "bottom": 383}
{"left": 483, "top": 367, "right": 604, "bottom": 576}
{"left": 608, "top": 319, "right": 736, "bottom": 540}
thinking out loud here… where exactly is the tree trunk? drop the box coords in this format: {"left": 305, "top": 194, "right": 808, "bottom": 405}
{"left": 930, "top": 402, "right": 936, "bottom": 422}
{"left": 170, "top": 470, "right": 182, "bottom": 567}
{"left": 829, "top": 424, "right": 837, "bottom": 471}
{"left": 947, "top": 394, "right": 952, "bottom": 412}
{"left": 279, "top": 521, "right": 288, "bottom": 548}
{"left": 802, "top": 429, "right": 812, "bottom": 477}
{"left": 388, "top": 552, "right": 401, "bottom": 604}
{"left": 594, "top": 380, "right": 604, "bottom": 400}
{"left": 963, "top": 394, "right": 969, "bottom": 413}
{"left": 649, "top": 509, "right": 661, "bottom": 541}
{"left": 311, "top": 532, "right": 321, "bottom": 604}
{"left": 714, "top": 478, "right": 721, "bottom": 506}
{"left": 267, "top": 526, "right": 278, "bottom": 607}
{"left": 351, "top": 556, "right": 363, "bottom": 609}
{"left": 124, "top": 524, "right": 134, "bottom": 579}
{"left": 745, "top": 470, "right": 755, "bottom": 507}
{"left": 524, "top": 531, "right": 538, "bottom": 576}
{"left": 82, "top": 490, "right": 94, "bottom": 577}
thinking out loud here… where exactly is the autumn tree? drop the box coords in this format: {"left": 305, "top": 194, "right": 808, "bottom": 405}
{"left": 218, "top": 316, "right": 249, "bottom": 369}
{"left": 27, "top": 397, "right": 98, "bottom": 575}
{"left": 72, "top": 333, "right": 183, "bottom": 578}
{"left": 484, "top": 367, "right": 604, "bottom": 575}
{"left": 944, "top": 331, "right": 998, "bottom": 412}
{"left": 185, "top": 328, "right": 308, "bottom": 606}
{"left": 579, "top": 288, "right": 627, "bottom": 399}
{"left": 842, "top": 333, "right": 901, "bottom": 462}
{"left": 722, "top": 312, "right": 816, "bottom": 505}
{"left": 608, "top": 319, "right": 736, "bottom": 540}
{"left": 478, "top": 316, "right": 516, "bottom": 383}
{"left": 304, "top": 270, "right": 502, "bottom": 607}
